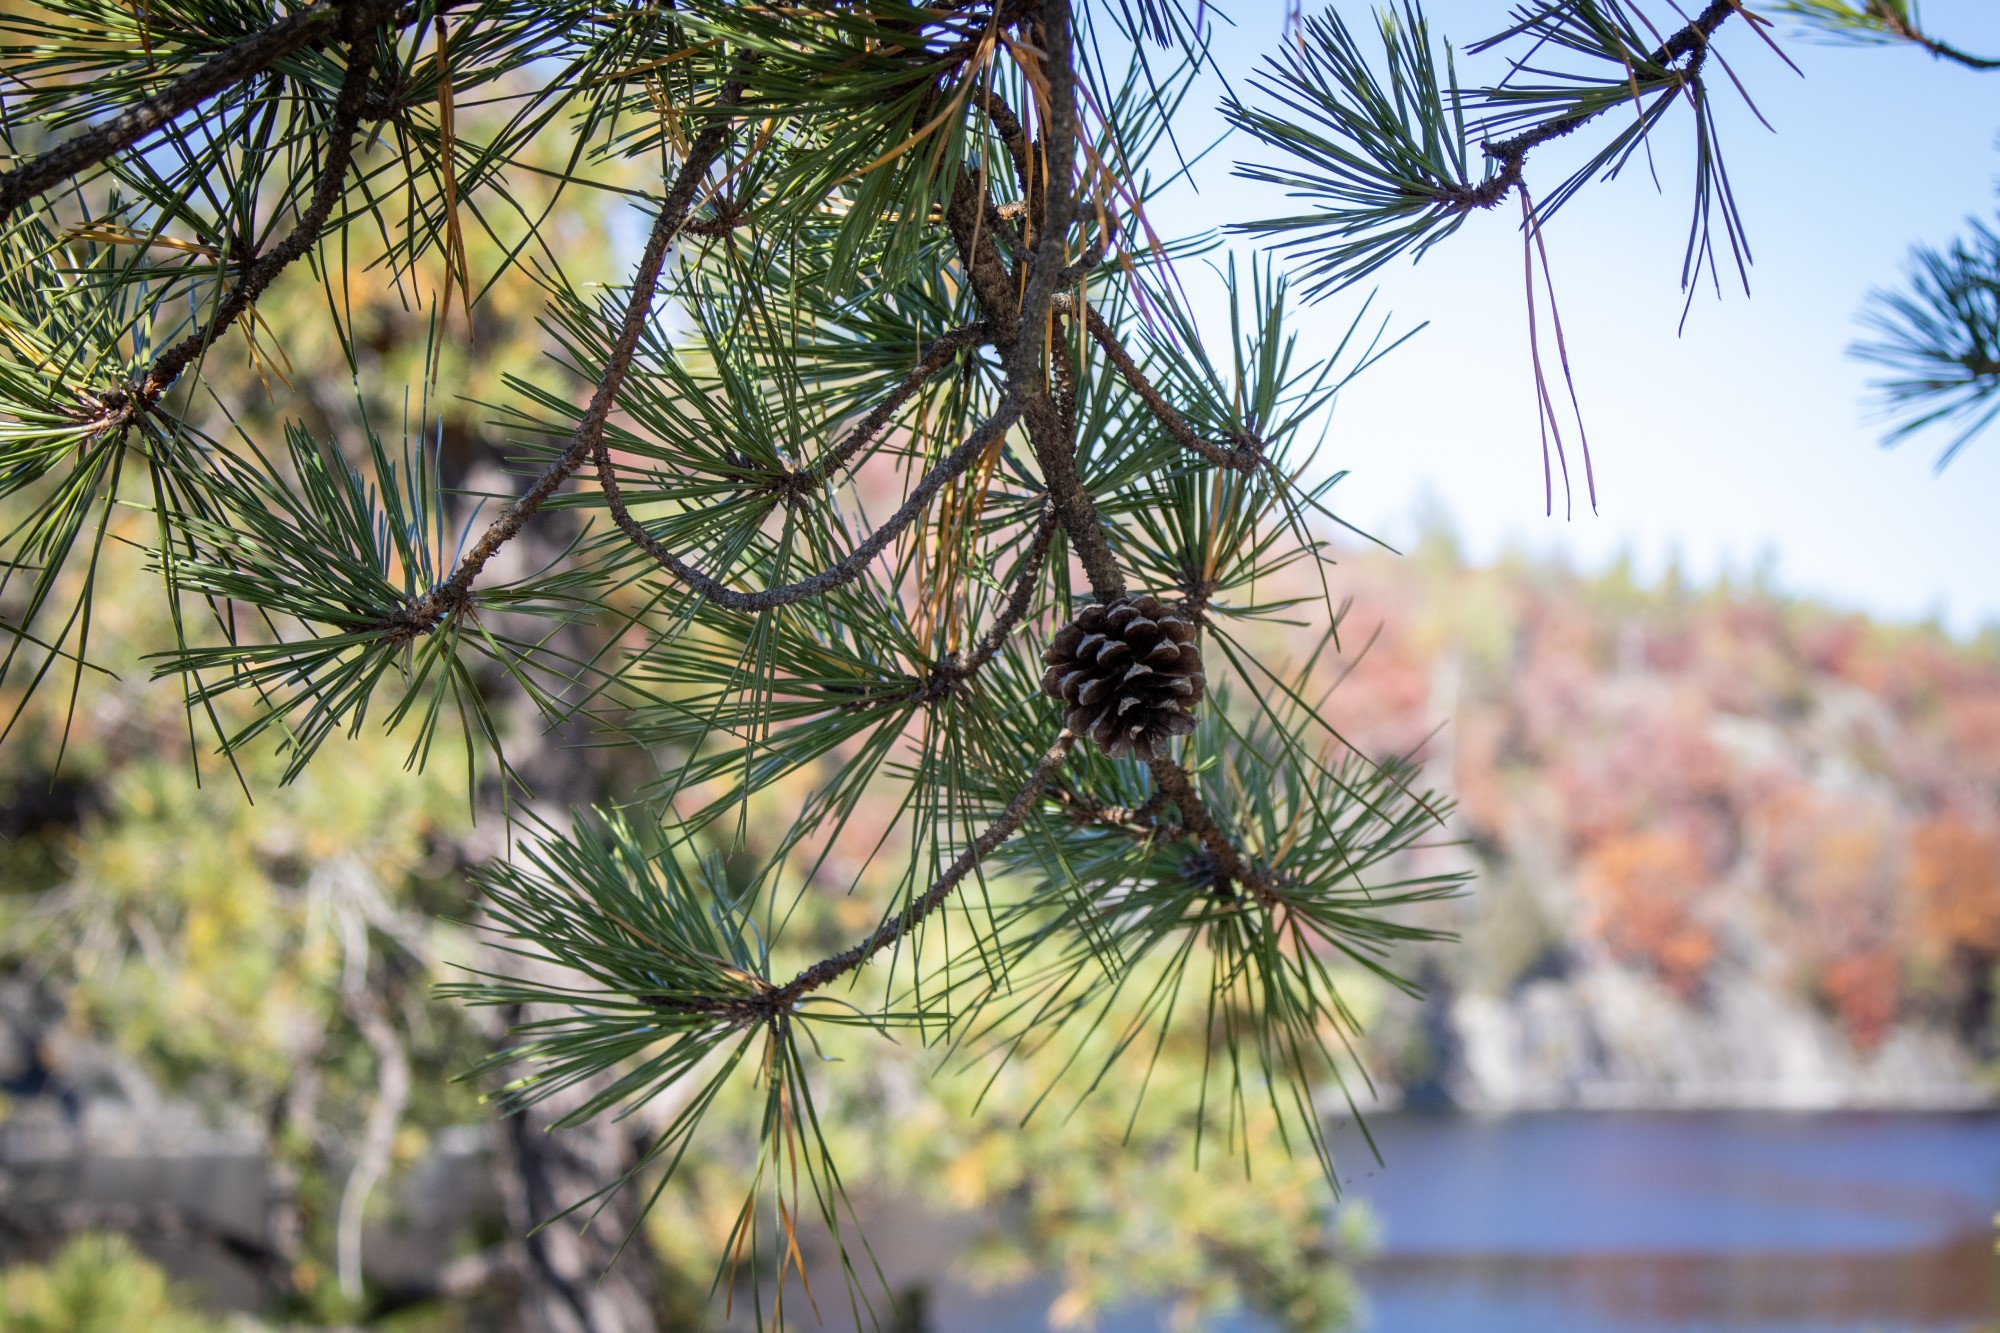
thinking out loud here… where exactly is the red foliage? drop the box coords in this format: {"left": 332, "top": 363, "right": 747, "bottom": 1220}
{"left": 1757, "top": 803, "right": 1909, "bottom": 1048}
{"left": 1556, "top": 699, "right": 1740, "bottom": 872}
{"left": 1819, "top": 948, "right": 1902, "bottom": 1051}
{"left": 1579, "top": 830, "right": 1716, "bottom": 996}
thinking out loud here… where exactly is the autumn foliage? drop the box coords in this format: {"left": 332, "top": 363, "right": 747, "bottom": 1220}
{"left": 1258, "top": 537, "right": 2000, "bottom": 1053}
{"left": 1910, "top": 817, "right": 2000, "bottom": 962}
{"left": 1580, "top": 831, "right": 1716, "bottom": 998}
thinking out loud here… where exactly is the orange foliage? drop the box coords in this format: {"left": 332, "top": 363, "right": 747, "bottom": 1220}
{"left": 1764, "top": 809, "right": 1908, "bottom": 1048}
{"left": 1803, "top": 825, "right": 1891, "bottom": 912}
{"left": 1944, "top": 692, "right": 2000, "bottom": 789}
{"left": 1908, "top": 816, "right": 2000, "bottom": 960}
{"left": 1580, "top": 830, "right": 1716, "bottom": 996}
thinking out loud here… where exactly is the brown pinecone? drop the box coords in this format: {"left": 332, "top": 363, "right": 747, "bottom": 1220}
{"left": 1041, "top": 594, "right": 1205, "bottom": 760}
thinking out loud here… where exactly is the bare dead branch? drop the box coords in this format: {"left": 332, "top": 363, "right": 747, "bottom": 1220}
{"left": 335, "top": 919, "right": 411, "bottom": 1303}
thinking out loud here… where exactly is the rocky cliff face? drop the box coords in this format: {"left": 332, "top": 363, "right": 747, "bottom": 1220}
{"left": 1281, "top": 542, "right": 2000, "bottom": 1111}
{"left": 1429, "top": 961, "right": 1991, "bottom": 1111}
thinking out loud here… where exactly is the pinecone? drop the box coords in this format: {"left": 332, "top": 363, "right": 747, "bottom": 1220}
{"left": 1041, "top": 595, "right": 1205, "bottom": 760}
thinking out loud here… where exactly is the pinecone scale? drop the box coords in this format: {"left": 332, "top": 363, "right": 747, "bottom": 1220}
{"left": 1041, "top": 595, "right": 1205, "bottom": 760}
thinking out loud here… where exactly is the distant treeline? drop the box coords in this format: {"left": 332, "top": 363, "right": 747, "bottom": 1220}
{"left": 1294, "top": 538, "right": 1999, "bottom": 1059}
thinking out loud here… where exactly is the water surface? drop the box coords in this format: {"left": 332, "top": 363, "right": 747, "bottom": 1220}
{"left": 1339, "top": 1112, "right": 2000, "bottom": 1332}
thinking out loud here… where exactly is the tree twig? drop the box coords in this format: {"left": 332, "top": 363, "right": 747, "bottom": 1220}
{"left": 940, "top": 117, "right": 1124, "bottom": 596}
{"left": 1048, "top": 785, "right": 1169, "bottom": 840}
{"left": 1055, "top": 229, "right": 1111, "bottom": 285}
{"left": 1070, "top": 300, "right": 1262, "bottom": 473}
{"left": 759, "top": 730, "right": 1076, "bottom": 1009}
{"left": 390, "top": 79, "right": 748, "bottom": 637}
{"left": 969, "top": 84, "right": 1034, "bottom": 195}
{"left": 945, "top": 169, "right": 1027, "bottom": 347}
{"left": 1455, "top": 0, "right": 1742, "bottom": 214}
{"left": 1866, "top": 0, "right": 2000, "bottom": 69}
{"left": 1009, "top": 0, "right": 1080, "bottom": 367}
{"left": 799, "top": 320, "right": 993, "bottom": 486}
{"left": 0, "top": 0, "right": 387, "bottom": 224}
{"left": 915, "top": 497, "right": 1057, "bottom": 702}
{"left": 596, "top": 396, "right": 1024, "bottom": 613}
{"left": 89, "top": 22, "right": 383, "bottom": 433}
{"left": 335, "top": 910, "right": 411, "bottom": 1305}
{"left": 996, "top": 0, "right": 1131, "bottom": 600}
{"left": 1148, "top": 757, "right": 1273, "bottom": 903}
{"left": 950, "top": 10, "right": 1259, "bottom": 890}
{"left": 957, "top": 498, "right": 1056, "bottom": 676}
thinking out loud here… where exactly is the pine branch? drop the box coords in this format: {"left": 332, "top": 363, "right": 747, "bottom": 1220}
{"left": 799, "top": 320, "right": 993, "bottom": 487}
{"left": 759, "top": 729, "right": 1077, "bottom": 1010}
{"left": 393, "top": 77, "right": 749, "bottom": 637}
{"left": 1903, "top": 32, "right": 2000, "bottom": 69}
{"left": 1148, "top": 756, "right": 1271, "bottom": 903}
{"left": 634, "top": 732, "right": 1079, "bottom": 1025}
{"left": 970, "top": 84, "right": 1034, "bottom": 193}
{"left": 1010, "top": 0, "right": 1081, "bottom": 363}
{"left": 0, "top": 0, "right": 387, "bottom": 224}
{"left": 84, "top": 21, "right": 385, "bottom": 434}
{"left": 1021, "top": 393, "right": 1124, "bottom": 597}
{"left": 1048, "top": 784, "right": 1169, "bottom": 839}
{"left": 1475, "top": 0, "right": 1743, "bottom": 201}
{"left": 1776, "top": 0, "right": 2000, "bottom": 69}
{"left": 0, "top": 2, "right": 1479, "bottom": 1291}
{"left": 946, "top": 23, "right": 1262, "bottom": 893}
{"left": 1229, "top": 0, "right": 1766, "bottom": 300}
{"left": 1072, "top": 300, "right": 1263, "bottom": 473}
{"left": 943, "top": 60, "right": 1126, "bottom": 599}
{"left": 1853, "top": 216, "right": 2000, "bottom": 467}
{"left": 596, "top": 395, "right": 1024, "bottom": 612}
{"left": 945, "top": 166, "right": 1029, "bottom": 345}
{"left": 968, "top": 33, "right": 1261, "bottom": 890}
{"left": 954, "top": 498, "right": 1056, "bottom": 677}
{"left": 1890, "top": 27, "right": 2000, "bottom": 68}
{"left": 1055, "top": 229, "right": 1112, "bottom": 285}
{"left": 910, "top": 496, "right": 1058, "bottom": 702}
{"left": 1004, "top": 1, "right": 1132, "bottom": 599}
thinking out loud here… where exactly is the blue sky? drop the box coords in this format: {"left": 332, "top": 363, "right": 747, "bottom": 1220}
{"left": 1146, "top": 1, "right": 2000, "bottom": 634}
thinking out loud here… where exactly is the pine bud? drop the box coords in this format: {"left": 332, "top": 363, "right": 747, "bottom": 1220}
{"left": 1041, "top": 595, "right": 1205, "bottom": 760}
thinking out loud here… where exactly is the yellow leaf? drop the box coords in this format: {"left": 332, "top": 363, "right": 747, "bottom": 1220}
{"left": 1048, "top": 1287, "right": 1094, "bottom": 1330}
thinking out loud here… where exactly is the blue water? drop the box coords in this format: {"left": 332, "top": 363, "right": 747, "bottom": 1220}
{"left": 783, "top": 1111, "right": 2000, "bottom": 1331}
{"left": 1336, "top": 1112, "right": 2000, "bottom": 1333}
